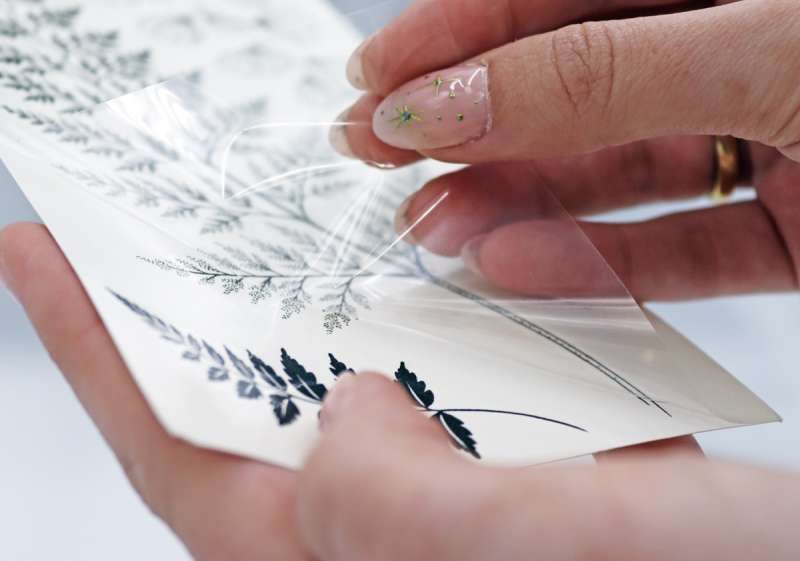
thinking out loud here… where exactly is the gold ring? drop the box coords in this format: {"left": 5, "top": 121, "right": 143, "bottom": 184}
{"left": 711, "top": 135, "right": 740, "bottom": 201}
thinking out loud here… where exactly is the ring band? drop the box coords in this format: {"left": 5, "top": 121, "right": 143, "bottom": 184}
{"left": 711, "top": 135, "right": 741, "bottom": 201}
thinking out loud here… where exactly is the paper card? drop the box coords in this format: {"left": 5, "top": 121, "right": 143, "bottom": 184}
{"left": 0, "top": 0, "right": 779, "bottom": 469}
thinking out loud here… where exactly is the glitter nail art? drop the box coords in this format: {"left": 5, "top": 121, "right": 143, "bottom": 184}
{"left": 373, "top": 63, "right": 490, "bottom": 150}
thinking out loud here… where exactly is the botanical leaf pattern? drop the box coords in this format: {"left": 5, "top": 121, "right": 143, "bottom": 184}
{"left": 1, "top": 0, "right": 663, "bottom": 462}
{"left": 208, "top": 366, "right": 229, "bottom": 381}
{"left": 281, "top": 348, "right": 327, "bottom": 401}
{"left": 435, "top": 412, "right": 480, "bottom": 460}
{"left": 226, "top": 347, "right": 255, "bottom": 380}
{"left": 270, "top": 395, "right": 301, "bottom": 426}
{"left": 0, "top": 3, "right": 152, "bottom": 115}
{"left": 328, "top": 353, "right": 351, "bottom": 377}
{"left": 395, "top": 362, "right": 435, "bottom": 409}
{"left": 237, "top": 380, "right": 262, "bottom": 400}
{"left": 204, "top": 340, "right": 225, "bottom": 365}
{"left": 114, "top": 287, "right": 589, "bottom": 459}
{"left": 249, "top": 350, "right": 287, "bottom": 390}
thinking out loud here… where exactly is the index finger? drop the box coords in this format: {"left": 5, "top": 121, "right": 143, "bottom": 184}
{"left": 350, "top": 0, "right": 700, "bottom": 95}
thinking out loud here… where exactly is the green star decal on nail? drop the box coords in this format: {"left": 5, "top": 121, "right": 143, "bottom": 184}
{"left": 390, "top": 105, "right": 423, "bottom": 128}
{"left": 432, "top": 76, "right": 445, "bottom": 96}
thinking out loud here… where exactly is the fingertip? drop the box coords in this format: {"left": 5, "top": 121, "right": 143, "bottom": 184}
{"left": 329, "top": 108, "right": 356, "bottom": 159}
{"left": 0, "top": 221, "right": 48, "bottom": 255}
{"left": 461, "top": 234, "right": 487, "bottom": 276}
{"left": 469, "top": 220, "right": 624, "bottom": 298}
{"left": 320, "top": 372, "right": 406, "bottom": 429}
{"left": 397, "top": 163, "right": 563, "bottom": 258}
{"left": 395, "top": 167, "right": 501, "bottom": 257}
{"left": 393, "top": 193, "right": 417, "bottom": 244}
{"left": 319, "top": 372, "right": 358, "bottom": 429}
{"left": 0, "top": 222, "right": 50, "bottom": 296}
{"left": 394, "top": 177, "right": 453, "bottom": 254}
{"left": 345, "top": 32, "right": 376, "bottom": 90}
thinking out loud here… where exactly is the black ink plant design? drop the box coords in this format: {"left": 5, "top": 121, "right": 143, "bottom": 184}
{"left": 112, "top": 291, "right": 586, "bottom": 459}
{"left": 392, "top": 362, "right": 586, "bottom": 458}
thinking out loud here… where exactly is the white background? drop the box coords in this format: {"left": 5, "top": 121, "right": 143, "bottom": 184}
{"left": 1, "top": 1, "right": 798, "bottom": 559}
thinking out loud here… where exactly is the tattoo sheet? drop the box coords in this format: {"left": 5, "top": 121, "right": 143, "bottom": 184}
{"left": 0, "top": 0, "right": 779, "bottom": 468}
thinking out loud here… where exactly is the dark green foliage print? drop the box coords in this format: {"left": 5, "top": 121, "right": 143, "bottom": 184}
{"left": 113, "top": 291, "right": 588, "bottom": 459}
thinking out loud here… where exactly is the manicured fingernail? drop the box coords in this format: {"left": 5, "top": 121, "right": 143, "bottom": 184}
{"left": 329, "top": 108, "right": 356, "bottom": 158}
{"left": 320, "top": 374, "right": 358, "bottom": 430}
{"left": 373, "top": 63, "right": 490, "bottom": 151}
{"left": 346, "top": 33, "right": 375, "bottom": 90}
{"left": 461, "top": 234, "right": 487, "bottom": 276}
{"left": 393, "top": 194, "right": 418, "bottom": 244}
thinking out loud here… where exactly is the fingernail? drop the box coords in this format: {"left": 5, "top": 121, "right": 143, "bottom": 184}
{"left": 461, "top": 234, "right": 487, "bottom": 276}
{"left": 320, "top": 374, "right": 358, "bottom": 430}
{"left": 329, "top": 108, "right": 356, "bottom": 159}
{"left": 373, "top": 63, "right": 490, "bottom": 151}
{"left": 393, "top": 194, "right": 418, "bottom": 244}
{"left": 346, "top": 33, "right": 376, "bottom": 90}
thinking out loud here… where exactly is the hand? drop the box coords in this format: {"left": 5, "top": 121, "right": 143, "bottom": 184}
{"left": 0, "top": 224, "right": 310, "bottom": 561}
{"left": 298, "top": 374, "right": 800, "bottom": 561}
{"left": 334, "top": 0, "right": 800, "bottom": 301}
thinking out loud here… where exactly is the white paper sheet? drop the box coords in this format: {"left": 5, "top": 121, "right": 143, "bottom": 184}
{"left": 0, "top": 0, "right": 779, "bottom": 469}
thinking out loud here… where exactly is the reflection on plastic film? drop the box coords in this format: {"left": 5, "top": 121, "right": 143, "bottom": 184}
{"left": 220, "top": 122, "right": 370, "bottom": 199}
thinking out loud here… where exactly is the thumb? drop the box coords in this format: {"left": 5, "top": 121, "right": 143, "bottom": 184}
{"left": 296, "top": 373, "right": 468, "bottom": 561}
{"left": 316, "top": 372, "right": 455, "bottom": 458}
{"left": 371, "top": 0, "right": 800, "bottom": 162}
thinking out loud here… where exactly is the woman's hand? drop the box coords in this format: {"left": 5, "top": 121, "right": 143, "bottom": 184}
{"left": 4, "top": 3, "right": 799, "bottom": 558}
{"left": 0, "top": 224, "right": 311, "bottom": 561}
{"left": 335, "top": 0, "right": 800, "bottom": 301}
{"left": 298, "top": 373, "right": 800, "bottom": 561}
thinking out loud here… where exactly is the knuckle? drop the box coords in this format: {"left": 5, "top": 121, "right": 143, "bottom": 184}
{"left": 766, "top": 97, "right": 800, "bottom": 152}
{"left": 548, "top": 21, "right": 618, "bottom": 119}
{"left": 751, "top": 2, "right": 800, "bottom": 147}
{"left": 778, "top": 140, "right": 800, "bottom": 164}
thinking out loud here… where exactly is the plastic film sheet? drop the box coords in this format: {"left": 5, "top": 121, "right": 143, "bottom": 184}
{"left": 0, "top": 0, "right": 779, "bottom": 468}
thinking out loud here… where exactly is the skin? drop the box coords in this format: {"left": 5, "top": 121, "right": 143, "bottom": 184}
{"left": 2, "top": 0, "right": 800, "bottom": 559}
